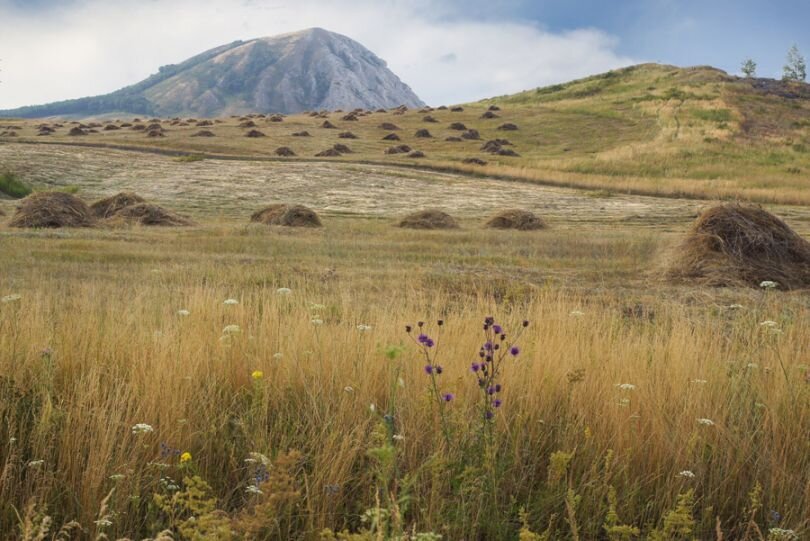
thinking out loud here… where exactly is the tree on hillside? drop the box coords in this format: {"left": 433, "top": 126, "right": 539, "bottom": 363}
{"left": 741, "top": 58, "right": 757, "bottom": 78}
{"left": 782, "top": 44, "right": 807, "bottom": 81}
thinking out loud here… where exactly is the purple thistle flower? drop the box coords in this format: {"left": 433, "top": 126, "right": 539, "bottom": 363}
{"left": 471, "top": 363, "right": 481, "bottom": 372}
{"left": 510, "top": 346, "right": 520, "bottom": 356}
{"left": 494, "top": 399, "right": 502, "bottom": 408}
{"left": 484, "top": 341, "right": 494, "bottom": 351}
{"left": 485, "top": 316, "right": 494, "bottom": 325}
{"left": 487, "top": 386, "right": 496, "bottom": 395}
{"left": 442, "top": 393, "right": 454, "bottom": 402}
{"left": 424, "top": 365, "right": 434, "bottom": 375}
{"left": 425, "top": 338, "right": 435, "bottom": 348}
{"left": 492, "top": 324, "right": 503, "bottom": 334}
{"left": 485, "top": 410, "right": 494, "bottom": 420}
{"left": 418, "top": 333, "right": 429, "bottom": 344}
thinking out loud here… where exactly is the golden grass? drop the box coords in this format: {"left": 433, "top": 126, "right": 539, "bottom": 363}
{"left": 1, "top": 218, "right": 808, "bottom": 539}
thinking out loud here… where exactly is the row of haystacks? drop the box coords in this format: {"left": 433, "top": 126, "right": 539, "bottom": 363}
{"left": 6, "top": 191, "right": 193, "bottom": 228}
{"left": 396, "top": 209, "right": 547, "bottom": 231}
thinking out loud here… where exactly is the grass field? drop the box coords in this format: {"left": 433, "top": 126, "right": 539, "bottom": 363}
{"left": 2, "top": 64, "right": 810, "bottom": 205}
{"left": 1, "top": 63, "right": 809, "bottom": 540}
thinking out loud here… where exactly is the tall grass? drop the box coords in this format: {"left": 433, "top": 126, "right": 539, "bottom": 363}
{"left": 1, "top": 277, "right": 807, "bottom": 539}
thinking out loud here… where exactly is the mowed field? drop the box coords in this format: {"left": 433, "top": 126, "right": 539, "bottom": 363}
{"left": 2, "top": 76, "right": 810, "bottom": 539}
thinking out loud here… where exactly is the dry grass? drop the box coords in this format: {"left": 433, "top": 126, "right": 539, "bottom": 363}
{"left": 667, "top": 204, "right": 810, "bottom": 289}
{"left": 0, "top": 216, "right": 808, "bottom": 539}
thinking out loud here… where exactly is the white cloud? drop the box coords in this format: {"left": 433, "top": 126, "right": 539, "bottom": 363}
{"left": 0, "top": 0, "right": 639, "bottom": 109}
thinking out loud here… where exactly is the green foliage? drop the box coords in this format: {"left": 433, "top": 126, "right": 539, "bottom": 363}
{"left": 650, "top": 490, "right": 696, "bottom": 540}
{"left": 741, "top": 58, "right": 757, "bottom": 78}
{"left": 547, "top": 450, "right": 574, "bottom": 485}
{"left": 692, "top": 108, "right": 732, "bottom": 122}
{"left": 783, "top": 44, "right": 807, "bottom": 82}
{"left": 153, "top": 475, "right": 232, "bottom": 540}
{"left": 0, "top": 171, "right": 32, "bottom": 198}
{"left": 603, "top": 487, "right": 640, "bottom": 540}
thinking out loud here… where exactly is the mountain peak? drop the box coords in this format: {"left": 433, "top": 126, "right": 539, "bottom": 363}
{"left": 0, "top": 28, "right": 423, "bottom": 118}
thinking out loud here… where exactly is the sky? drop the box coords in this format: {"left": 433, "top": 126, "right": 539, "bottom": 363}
{"left": 0, "top": 0, "right": 808, "bottom": 109}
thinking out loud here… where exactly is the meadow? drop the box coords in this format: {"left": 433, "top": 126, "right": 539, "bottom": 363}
{"left": 1, "top": 193, "right": 809, "bottom": 540}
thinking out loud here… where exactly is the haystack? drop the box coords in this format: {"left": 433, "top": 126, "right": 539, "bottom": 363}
{"left": 192, "top": 130, "right": 216, "bottom": 137}
{"left": 245, "top": 129, "right": 266, "bottom": 138}
{"left": 315, "top": 148, "right": 341, "bottom": 157}
{"left": 408, "top": 151, "right": 426, "bottom": 158}
{"left": 423, "top": 115, "right": 438, "bottom": 123}
{"left": 382, "top": 133, "right": 401, "bottom": 141}
{"left": 481, "top": 111, "right": 499, "bottom": 119}
{"left": 108, "top": 203, "right": 194, "bottom": 227}
{"left": 399, "top": 209, "right": 459, "bottom": 230}
{"left": 321, "top": 121, "right": 337, "bottom": 129}
{"left": 68, "top": 127, "right": 88, "bottom": 136}
{"left": 146, "top": 130, "right": 164, "bottom": 137}
{"left": 269, "top": 115, "right": 284, "bottom": 122}
{"left": 379, "top": 122, "right": 400, "bottom": 130}
{"left": 498, "top": 123, "right": 519, "bottom": 131}
{"left": 451, "top": 107, "right": 464, "bottom": 112}
{"left": 338, "top": 132, "right": 358, "bottom": 139}
{"left": 239, "top": 120, "right": 258, "bottom": 128}
{"left": 666, "top": 204, "right": 810, "bottom": 289}
{"left": 275, "top": 147, "right": 296, "bottom": 157}
{"left": 104, "top": 124, "right": 120, "bottom": 131}
{"left": 385, "top": 145, "right": 412, "bottom": 155}
{"left": 449, "top": 122, "right": 467, "bottom": 131}
{"left": 292, "top": 131, "right": 311, "bottom": 137}
{"left": 488, "top": 105, "right": 501, "bottom": 111}
{"left": 9, "top": 192, "right": 95, "bottom": 228}
{"left": 485, "top": 209, "right": 546, "bottom": 231}
{"left": 445, "top": 136, "right": 462, "bottom": 142}
{"left": 463, "top": 157, "right": 487, "bottom": 166}
{"left": 250, "top": 204, "right": 322, "bottom": 228}
{"left": 414, "top": 129, "right": 432, "bottom": 138}
{"left": 342, "top": 113, "right": 359, "bottom": 121}
{"left": 461, "top": 129, "right": 481, "bottom": 140}
{"left": 332, "top": 144, "right": 353, "bottom": 154}
{"left": 90, "top": 191, "right": 146, "bottom": 218}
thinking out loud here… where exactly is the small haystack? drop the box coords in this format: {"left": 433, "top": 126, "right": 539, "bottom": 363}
{"left": 269, "top": 115, "right": 284, "bottom": 122}
{"left": 408, "top": 151, "right": 426, "bottom": 158}
{"left": 498, "top": 123, "right": 519, "bottom": 131}
{"left": 68, "top": 127, "right": 88, "bottom": 136}
{"left": 332, "top": 144, "right": 353, "bottom": 154}
{"left": 251, "top": 204, "right": 322, "bottom": 228}
{"left": 449, "top": 122, "right": 467, "bottom": 131}
{"left": 275, "top": 147, "right": 296, "bottom": 157}
{"left": 321, "top": 121, "right": 337, "bottom": 129}
{"left": 450, "top": 107, "right": 464, "bottom": 112}
{"left": 481, "top": 111, "right": 499, "bottom": 119}
{"left": 414, "top": 129, "right": 432, "bottom": 138}
{"left": 485, "top": 209, "right": 546, "bottom": 231}
{"left": 342, "top": 113, "right": 359, "bottom": 121}
{"left": 488, "top": 105, "right": 501, "bottom": 111}
{"left": 461, "top": 129, "right": 481, "bottom": 140}
{"left": 463, "top": 158, "right": 488, "bottom": 166}
{"left": 338, "top": 132, "right": 358, "bottom": 139}
{"left": 146, "top": 130, "right": 165, "bottom": 138}
{"left": 445, "top": 136, "right": 462, "bottom": 142}
{"left": 423, "top": 115, "right": 439, "bottom": 123}
{"left": 399, "top": 209, "right": 459, "bottom": 230}
{"left": 104, "top": 124, "right": 120, "bottom": 131}
{"left": 666, "top": 204, "right": 810, "bottom": 289}
{"left": 90, "top": 191, "right": 146, "bottom": 218}
{"left": 192, "top": 130, "right": 216, "bottom": 137}
{"left": 316, "top": 148, "right": 342, "bottom": 157}
{"left": 245, "top": 129, "right": 266, "bottom": 138}
{"left": 382, "top": 133, "right": 401, "bottom": 141}
{"left": 292, "top": 131, "right": 311, "bottom": 137}
{"left": 109, "top": 203, "right": 194, "bottom": 227}
{"left": 196, "top": 120, "right": 213, "bottom": 127}
{"left": 379, "top": 122, "right": 400, "bottom": 130}
{"left": 385, "top": 145, "right": 412, "bottom": 155}
{"left": 9, "top": 192, "right": 95, "bottom": 228}
{"left": 239, "top": 120, "right": 258, "bottom": 128}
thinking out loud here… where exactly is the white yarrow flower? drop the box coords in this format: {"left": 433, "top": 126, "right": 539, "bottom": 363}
{"left": 177, "top": 309, "right": 190, "bottom": 316}
{"left": 697, "top": 418, "right": 715, "bottom": 426}
{"left": 344, "top": 386, "right": 354, "bottom": 393}
{"left": 726, "top": 303, "right": 744, "bottom": 310}
{"left": 357, "top": 324, "right": 372, "bottom": 332}
{"left": 678, "top": 470, "right": 696, "bottom": 478}
{"left": 222, "top": 324, "right": 241, "bottom": 334}
{"left": 1, "top": 294, "right": 21, "bottom": 303}
{"left": 691, "top": 379, "right": 708, "bottom": 384}
{"left": 311, "top": 318, "right": 324, "bottom": 326}
{"left": 94, "top": 518, "right": 113, "bottom": 527}
{"left": 759, "top": 280, "right": 778, "bottom": 290}
{"left": 276, "top": 287, "right": 292, "bottom": 295}
{"left": 759, "top": 320, "right": 778, "bottom": 328}
{"left": 132, "top": 423, "right": 154, "bottom": 434}
{"left": 615, "top": 383, "right": 636, "bottom": 391}
{"left": 569, "top": 310, "right": 585, "bottom": 317}
{"left": 246, "top": 485, "right": 264, "bottom": 495}
{"left": 392, "top": 434, "right": 405, "bottom": 441}
{"left": 223, "top": 298, "right": 239, "bottom": 305}
{"left": 27, "top": 459, "right": 44, "bottom": 468}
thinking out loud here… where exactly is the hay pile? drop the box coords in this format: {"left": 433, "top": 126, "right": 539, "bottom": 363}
{"left": 385, "top": 145, "right": 412, "bottom": 155}
{"left": 321, "top": 121, "right": 337, "bottom": 129}
{"left": 382, "top": 133, "right": 401, "bottom": 141}
{"left": 332, "top": 144, "right": 353, "bottom": 154}
{"left": 109, "top": 203, "right": 194, "bottom": 227}
{"left": 90, "top": 191, "right": 146, "bottom": 218}
{"left": 449, "top": 122, "right": 467, "bottom": 131}
{"left": 461, "top": 129, "right": 481, "bottom": 140}
{"left": 485, "top": 209, "right": 546, "bottom": 231}
{"left": 9, "top": 192, "right": 95, "bottom": 228}
{"left": 339, "top": 132, "right": 358, "bottom": 139}
{"left": 423, "top": 115, "right": 438, "bottom": 123}
{"left": 269, "top": 115, "right": 284, "bottom": 122}
{"left": 408, "top": 151, "right": 426, "bottom": 158}
{"left": 68, "top": 127, "right": 88, "bottom": 136}
{"left": 251, "top": 204, "right": 322, "bottom": 228}
{"left": 666, "top": 204, "right": 810, "bottom": 289}
{"left": 315, "top": 148, "right": 341, "bottom": 157}
{"left": 414, "top": 129, "right": 432, "bottom": 138}
{"left": 275, "top": 147, "right": 296, "bottom": 156}
{"left": 192, "top": 130, "right": 216, "bottom": 137}
{"left": 498, "top": 123, "right": 519, "bottom": 131}
{"left": 451, "top": 107, "right": 464, "bottom": 112}
{"left": 379, "top": 122, "right": 400, "bottom": 130}
{"left": 239, "top": 120, "right": 258, "bottom": 128}
{"left": 245, "top": 129, "right": 266, "bottom": 138}
{"left": 481, "top": 111, "right": 499, "bottom": 119}
{"left": 399, "top": 210, "right": 459, "bottom": 230}
{"left": 292, "top": 131, "right": 311, "bottom": 137}
{"left": 463, "top": 157, "right": 487, "bottom": 166}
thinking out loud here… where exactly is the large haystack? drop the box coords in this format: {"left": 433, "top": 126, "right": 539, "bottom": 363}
{"left": 108, "top": 203, "right": 194, "bottom": 227}
{"left": 666, "top": 204, "right": 810, "bottom": 289}
{"left": 251, "top": 204, "right": 322, "bottom": 228}
{"left": 485, "top": 209, "right": 546, "bottom": 231}
{"left": 9, "top": 192, "right": 95, "bottom": 228}
{"left": 399, "top": 209, "right": 459, "bottom": 230}
{"left": 90, "top": 191, "right": 146, "bottom": 218}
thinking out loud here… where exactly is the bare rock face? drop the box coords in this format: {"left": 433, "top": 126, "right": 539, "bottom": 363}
{"left": 2, "top": 28, "right": 424, "bottom": 118}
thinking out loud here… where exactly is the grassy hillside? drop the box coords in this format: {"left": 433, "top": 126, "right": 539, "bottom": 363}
{"left": 2, "top": 63, "right": 809, "bottom": 204}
